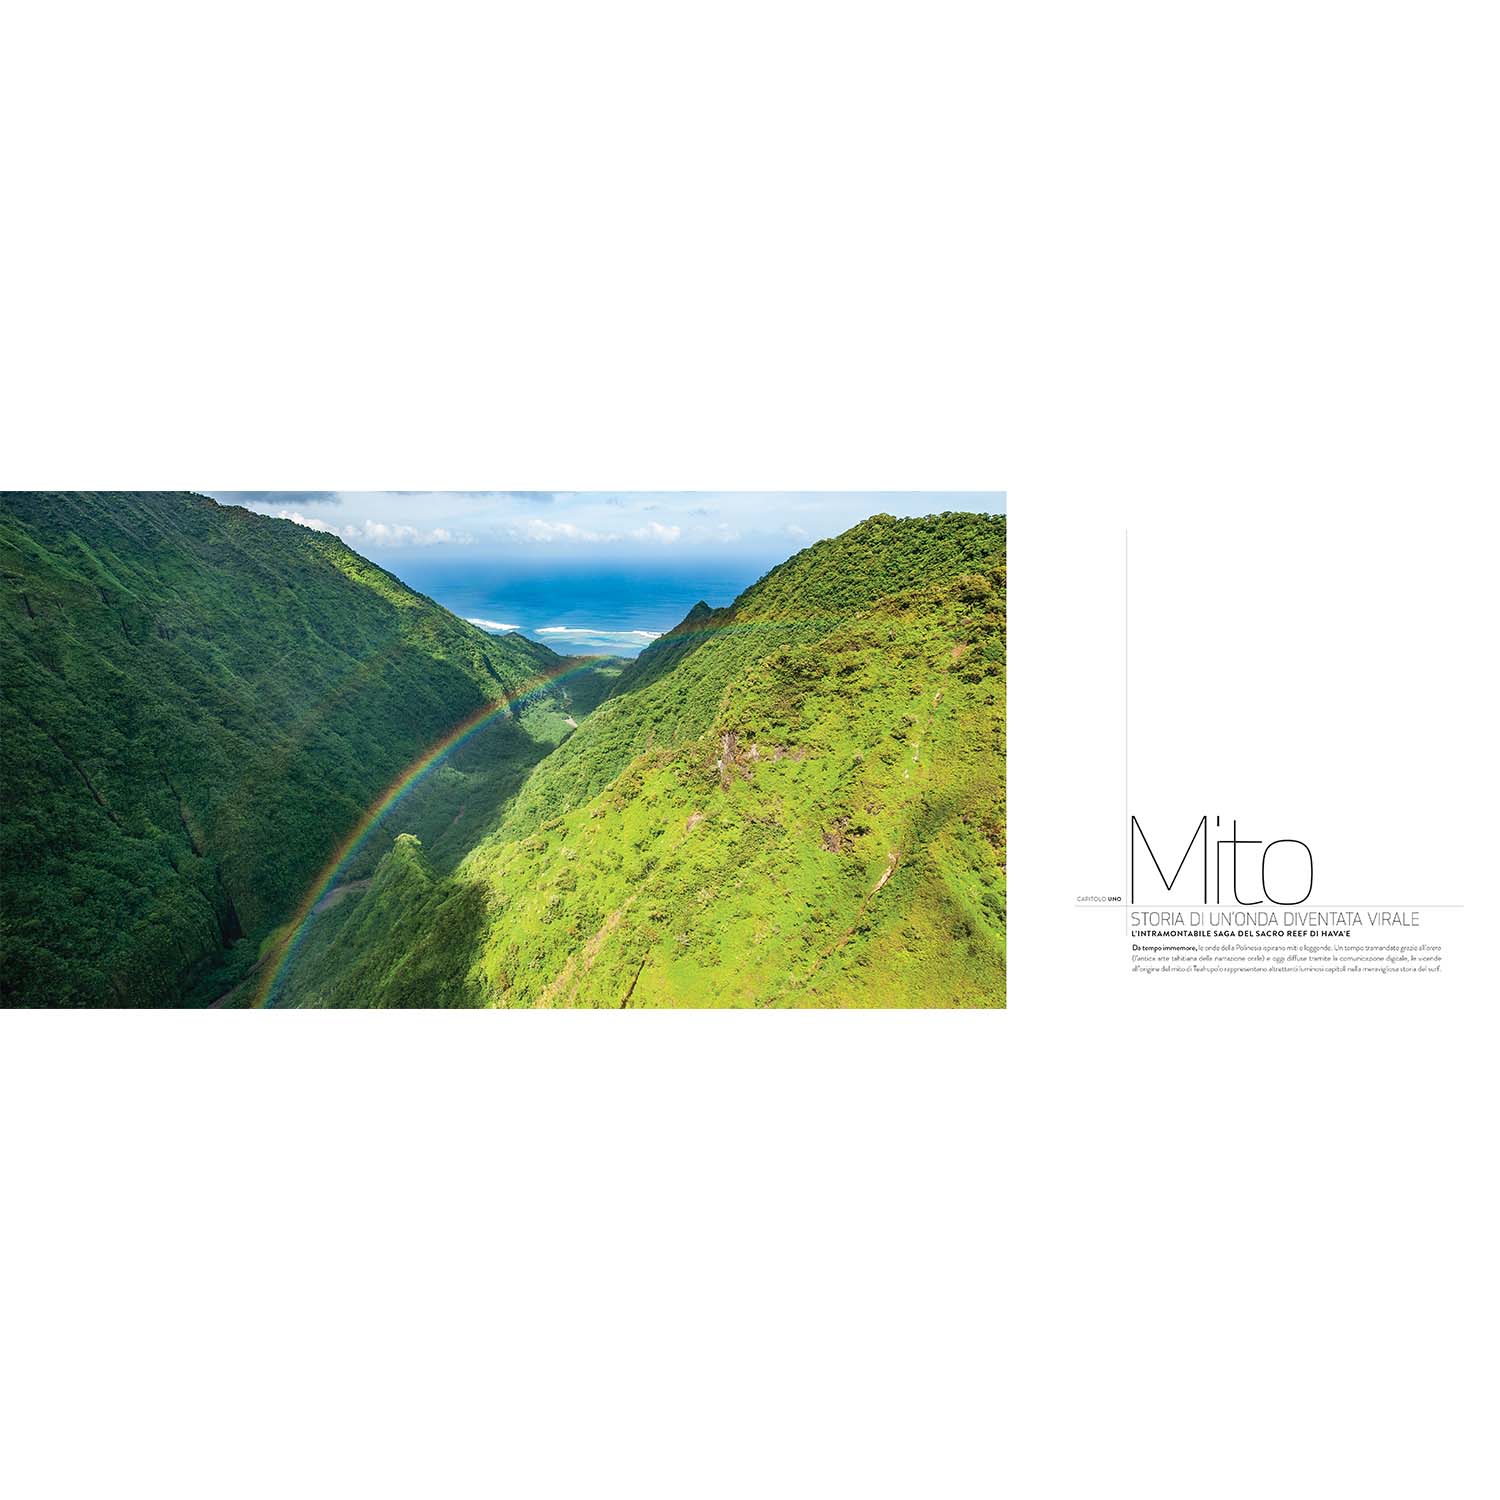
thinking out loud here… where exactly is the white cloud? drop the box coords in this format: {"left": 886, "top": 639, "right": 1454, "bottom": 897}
{"left": 467, "top": 618, "right": 521, "bottom": 633}
{"left": 504, "top": 518, "right": 682, "bottom": 546}
{"left": 273, "top": 509, "right": 338, "bottom": 534}
{"left": 256, "top": 506, "right": 468, "bottom": 547}
{"left": 512, "top": 519, "right": 615, "bottom": 544}
{"left": 628, "top": 521, "right": 681, "bottom": 544}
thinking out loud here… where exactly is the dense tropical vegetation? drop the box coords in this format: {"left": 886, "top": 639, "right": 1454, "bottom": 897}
{"left": 0, "top": 493, "right": 599, "bottom": 1005}
{"left": 1, "top": 494, "right": 1004, "bottom": 1007}
{"left": 275, "top": 510, "right": 1005, "bottom": 1007}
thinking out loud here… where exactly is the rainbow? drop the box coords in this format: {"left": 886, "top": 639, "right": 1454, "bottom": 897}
{"left": 252, "top": 656, "right": 607, "bottom": 1007}
{"left": 250, "top": 611, "right": 825, "bottom": 1006}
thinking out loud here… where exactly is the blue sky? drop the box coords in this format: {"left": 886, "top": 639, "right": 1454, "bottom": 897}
{"left": 205, "top": 491, "right": 1004, "bottom": 560}
{"left": 204, "top": 492, "right": 1006, "bottom": 653}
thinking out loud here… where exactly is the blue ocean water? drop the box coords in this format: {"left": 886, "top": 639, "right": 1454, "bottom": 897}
{"left": 386, "top": 553, "right": 783, "bottom": 656}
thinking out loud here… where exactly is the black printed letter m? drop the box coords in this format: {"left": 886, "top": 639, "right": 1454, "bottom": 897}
{"left": 1131, "top": 815, "right": 1208, "bottom": 903}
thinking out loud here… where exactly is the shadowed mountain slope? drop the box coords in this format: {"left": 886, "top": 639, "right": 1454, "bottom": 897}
{"left": 0, "top": 491, "right": 586, "bottom": 1006}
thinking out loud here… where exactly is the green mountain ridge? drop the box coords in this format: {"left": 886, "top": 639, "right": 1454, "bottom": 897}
{"left": 487, "top": 512, "right": 1006, "bottom": 846}
{"left": 277, "top": 512, "right": 1006, "bottom": 1008}
{"left": 0, "top": 492, "right": 599, "bottom": 1006}
{"left": 1, "top": 496, "right": 1004, "bottom": 1008}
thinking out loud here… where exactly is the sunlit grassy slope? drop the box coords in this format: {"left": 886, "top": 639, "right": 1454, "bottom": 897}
{"left": 0, "top": 492, "right": 597, "bottom": 1006}
{"left": 480, "top": 512, "right": 1005, "bottom": 842}
{"left": 281, "top": 513, "right": 1005, "bottom": 1007}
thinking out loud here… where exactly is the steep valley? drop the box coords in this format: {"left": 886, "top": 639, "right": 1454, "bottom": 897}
{"left": 0, "top": 492, "right": 602, "bottom": 1005}
{"left": 2, "top": 495, "right": 1004, "bottom": 1008}
{"left": 275, "top": 513, "right": 1006, "bottom": 1007}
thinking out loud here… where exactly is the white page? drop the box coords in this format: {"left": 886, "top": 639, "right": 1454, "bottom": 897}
{"left": 3, "top": 2, "right": 1496, "bottom": 1498}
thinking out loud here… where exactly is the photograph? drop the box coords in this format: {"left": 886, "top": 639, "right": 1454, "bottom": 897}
{"left": 0, "top": 490, "right": 1005, "bottom": 1008}
{"left": 5, "top": 3, "right": 1492, "bottom": 1493}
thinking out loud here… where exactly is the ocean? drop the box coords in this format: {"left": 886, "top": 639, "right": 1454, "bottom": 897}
{"left": 384, "top": 552, "right": 785, "bottom": 656}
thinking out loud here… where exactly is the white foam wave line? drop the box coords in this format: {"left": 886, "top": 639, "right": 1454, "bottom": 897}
{"left": 535, "top": 626, "right": 662, "bottom": 640}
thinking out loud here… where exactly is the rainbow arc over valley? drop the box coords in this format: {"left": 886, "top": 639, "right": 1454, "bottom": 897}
{"left": 252, "top": 656, "right": 605, "bottom": 1006}
{"left": 250, "top": 609, "right": 830, "bottom": 1006}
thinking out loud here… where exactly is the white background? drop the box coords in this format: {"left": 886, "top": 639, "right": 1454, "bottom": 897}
{"left": 3, "top": 2, "right": 1497, "bottom": 1497}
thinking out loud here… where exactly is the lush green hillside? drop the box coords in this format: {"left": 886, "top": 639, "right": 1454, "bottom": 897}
{"left": 278, "top": 513, "right": 1005, "bottom": 1008}
{"left": 0, "top": 492, "right": 595, "bottom": 1006}
{"left": 487, "top": 512, "right": 1005, "bottom": 842}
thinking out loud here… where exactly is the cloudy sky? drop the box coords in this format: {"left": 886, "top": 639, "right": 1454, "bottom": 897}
{"left": 205, "top": 491, "right": 1004, "bottom": 559}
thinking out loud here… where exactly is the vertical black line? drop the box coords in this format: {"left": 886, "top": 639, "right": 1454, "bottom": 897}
{"left": 1124, "top": 529, "right": 1129, "bottom": 898}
